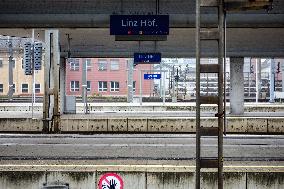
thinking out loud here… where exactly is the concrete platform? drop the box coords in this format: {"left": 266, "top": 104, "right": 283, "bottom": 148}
{"left": 0, "top": 134, "right": 283, "bottom": 188}
{"left": 0, "top": 103, "right": 283, "bottom": 133}
{"left": 0, "top": 161, "right": 283, "bottom": 189}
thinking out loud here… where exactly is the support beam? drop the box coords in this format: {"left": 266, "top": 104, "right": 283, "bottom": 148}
{"left": 256, "top": 58, "right": 262, "bottom": 102}
{"left": 270, "top": 58, "right": 275, "bottom": 103}
{"left": 282, "top": 61, "right": 284, "bottom": 93}
{"left": 43, "top": 30, "right": 60, "bottom": 133}
{"left": 60, "top": 58, "right": 66, "bottom": 114}
{"left": 8, "top": 38, "right": 13, "bottom": 101}
{"left": 82, "top": 58, "right": 89, "bottom": 113}
{"left": 127, "top": 59, "right": 134, "bottom": 103}
{"left": 230, "top": 57, "right": 244, "bottom": 115}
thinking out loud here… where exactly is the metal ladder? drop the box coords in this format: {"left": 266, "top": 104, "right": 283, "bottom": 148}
{"left": 195, "top": 0, "right": 225, "bottom": 188}
{"left": 195, "top": 1, "right": 273, "bottom": 188}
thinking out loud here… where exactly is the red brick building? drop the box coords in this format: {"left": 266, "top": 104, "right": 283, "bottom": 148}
{"left": 66, "top": 58, "right": 154, "bottom": 96}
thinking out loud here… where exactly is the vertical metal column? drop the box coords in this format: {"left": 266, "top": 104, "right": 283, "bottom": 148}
{"left": 52, "top": 30, "right": 60, "bottom": 133}
{"left": 43, "top": 31, "right": 51, "bottom": 133}
{"left": 139, "top": 70, "right": 142, "bottom": 105}
{"left": 270, "top": 58, "right": 275, "bottom": 103}
{"left": 82, "top": 58, "right": 87, "bottom": 103}
{"left": 256, "top": 58, "right": 262, "bottom": 102}
{"left": 196, "top": 0, "right": 224, "bottom": 188}
{"left": 127, "top": 59, "right": 134, "bottom": 103}
{"left": 43, "top": 30, "right": 60, "bottom": 133}
{"left": 82, "top": 58, "right": 89, "bottom": 113}
{"left": 282, "top": 61, "right": 284, "bottom": 93}
{"left": 195, "top": 1, "right": 201, "bottom": 188}
{"left": 60, "top": 58, "right": 66, "bottom": 114}
{"left": 217, "top": 2, "right": 224, "bottom": 188}
{"left": 8, "top": 37, "right": 13, "bottom": 101}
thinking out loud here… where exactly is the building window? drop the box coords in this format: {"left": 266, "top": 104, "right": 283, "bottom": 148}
{"left": 86, "top": 59, "right": 92, "bottom": 71}
{"left": 98, "top": 81, "right": 107, "bottom": 92}
{"left": 98, "top": 59, "right": 107, "bottom": 71}
{"left": 70, "top": 58, "right": 80, "bottom": 71}
{"left": 110, "top": 59, "right": 119, "bottom": 70}
{"left": 133, "top": 81, "right": 136, "bottom": 92}
{"left": 110, "top": 81, "right": 119, "bottom": 92}
{"left": 35, "top": 84, "right": 41, "bottom": 93}
{"left": 0, "top": 60, "right": 3, "bottom": 68}
{"left": 21, "top": 83, "right": 29, "bottom": 93}
{"left": 87, "top": 81, "right": 91, "bottom": 92}
{"left": 70, "top": 81, "right": 79, "bottom": 92}
{"left": 0, "top": 84, "right": 3, "bottom": 93}
{"left": 13, "top": 84, "right": 15, "bottom": 93}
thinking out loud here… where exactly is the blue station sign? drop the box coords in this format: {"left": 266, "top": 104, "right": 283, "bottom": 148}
{"left": 110, "top": 15, "right": 169, "bottom": 35}
{"left": 134, "top": 53, "right": 161, "bottom": 64}
{"left": 144, "top": 74, "right": 161, "bottom": 80}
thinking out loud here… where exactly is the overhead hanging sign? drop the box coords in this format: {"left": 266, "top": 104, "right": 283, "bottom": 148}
{"left": 134, "top": 53, "right": 161, "bottom": 64}
{"left": 110, "top": 15, "right": 169, "bottom": 35}
{"left": 144, "top": 74, "right": 161, "bottom": 80}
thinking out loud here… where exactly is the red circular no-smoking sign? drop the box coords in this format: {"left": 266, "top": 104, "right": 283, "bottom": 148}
{"left": 98, "top": 173, "right": 124, "bottom": 189}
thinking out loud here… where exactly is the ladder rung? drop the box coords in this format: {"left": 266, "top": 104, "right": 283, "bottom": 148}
{"left": 200, "top": 28, "right": 219, "bottom": 40}
{"left": 200, "top": 127, "right": 219, "bottom": 136}
{"left": 200, "top": 64, "right": 219, "bottom": 73}
{"left": 200, "top": 96, "right": 219, "bottom": 104}
{"left": 201, "top": 0, "right": 218, "bottom": 7}
{"left": 200, "top": 158, "right": 219, "bottom": 168}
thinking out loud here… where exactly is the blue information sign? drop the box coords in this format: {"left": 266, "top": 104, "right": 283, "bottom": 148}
{"left": 134, "top": 53, "right": 161, "bottom": 63}
{"left": 110, "top": 15, "right": 169, "bottom": 35}
{"left": 144, "top": 74, "right": 161, "bottom": 80}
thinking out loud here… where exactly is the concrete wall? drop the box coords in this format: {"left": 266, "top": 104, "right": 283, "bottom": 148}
{"left": 0, "top": 116, "right": 284, "bottom": 134}
{"left": 1, "top": 103, "right": 284, "bottom": 113}
{"left": 0, "top": 171, "right": 283, "bottom": 189}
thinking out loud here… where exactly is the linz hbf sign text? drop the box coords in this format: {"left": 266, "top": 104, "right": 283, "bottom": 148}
{"left": 110, "top": 15, "right": 169, "bottom": 35}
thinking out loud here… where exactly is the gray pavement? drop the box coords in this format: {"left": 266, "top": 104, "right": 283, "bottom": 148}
{"left": 0, "top": 134, "right": 283, "bottom": 161}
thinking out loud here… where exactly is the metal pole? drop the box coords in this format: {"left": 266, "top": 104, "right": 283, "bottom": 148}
{"left": 82, "top": 59, "right": 88, "bottom": 113}
{"left": 248, "top": 58, "right": 251, "bottom": 97}
{"left": 85, "top": 60, "right": 88, "bottom": 113}
{"left": 127, "top": 59, "right": 134, "bottom": 103}
{"left": 282, "top": 61, "right": 284, "bottom": 93}
{"left": 223, "top": 11, "right": 227, "bottom": 135}
{"left": 32, "top": 29, "right": 35, "bottom": 118}
{"left": 195, "top": 0, "right": 201, "bottom": 188}
{"left": 256, "top": 59, "right": 261, "bottom": 103}
{"left": 270, "top": 59, "right": 275, "bottom": 103}
{"left": 172, "top": 66, "right": 176, "bottom": 102}
{"left": 8, "top": 37, "right": 13, "bottom": 101}
{"left": 52, "top": 30, "right": 60, "bottom": 133}
{"left": 256, "top": 59, "right": 258, "bottom": 103}
{"left": 162, "top": 71, "right": 165, "bottom": 105}
{"left": 43, "top": 30, "right": 51, "bottom": 133}
{"left": 160, "top": 63, "right": 162, "bottom": 97}
{"left": 218, "top": 1, "right": 224, "bottom": 188}
{"left": 140, "top": 70, "right": 142, "bottom": 105}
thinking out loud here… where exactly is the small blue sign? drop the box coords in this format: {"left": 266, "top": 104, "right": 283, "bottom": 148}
{"left": 134, "top": 53, "right": 161, "bottom": 64}
{"left": 144, "top": 74, "right": 161, "bottom": 80}
{"left": 110, "top": 15, "right": 169, "bottom": 35}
